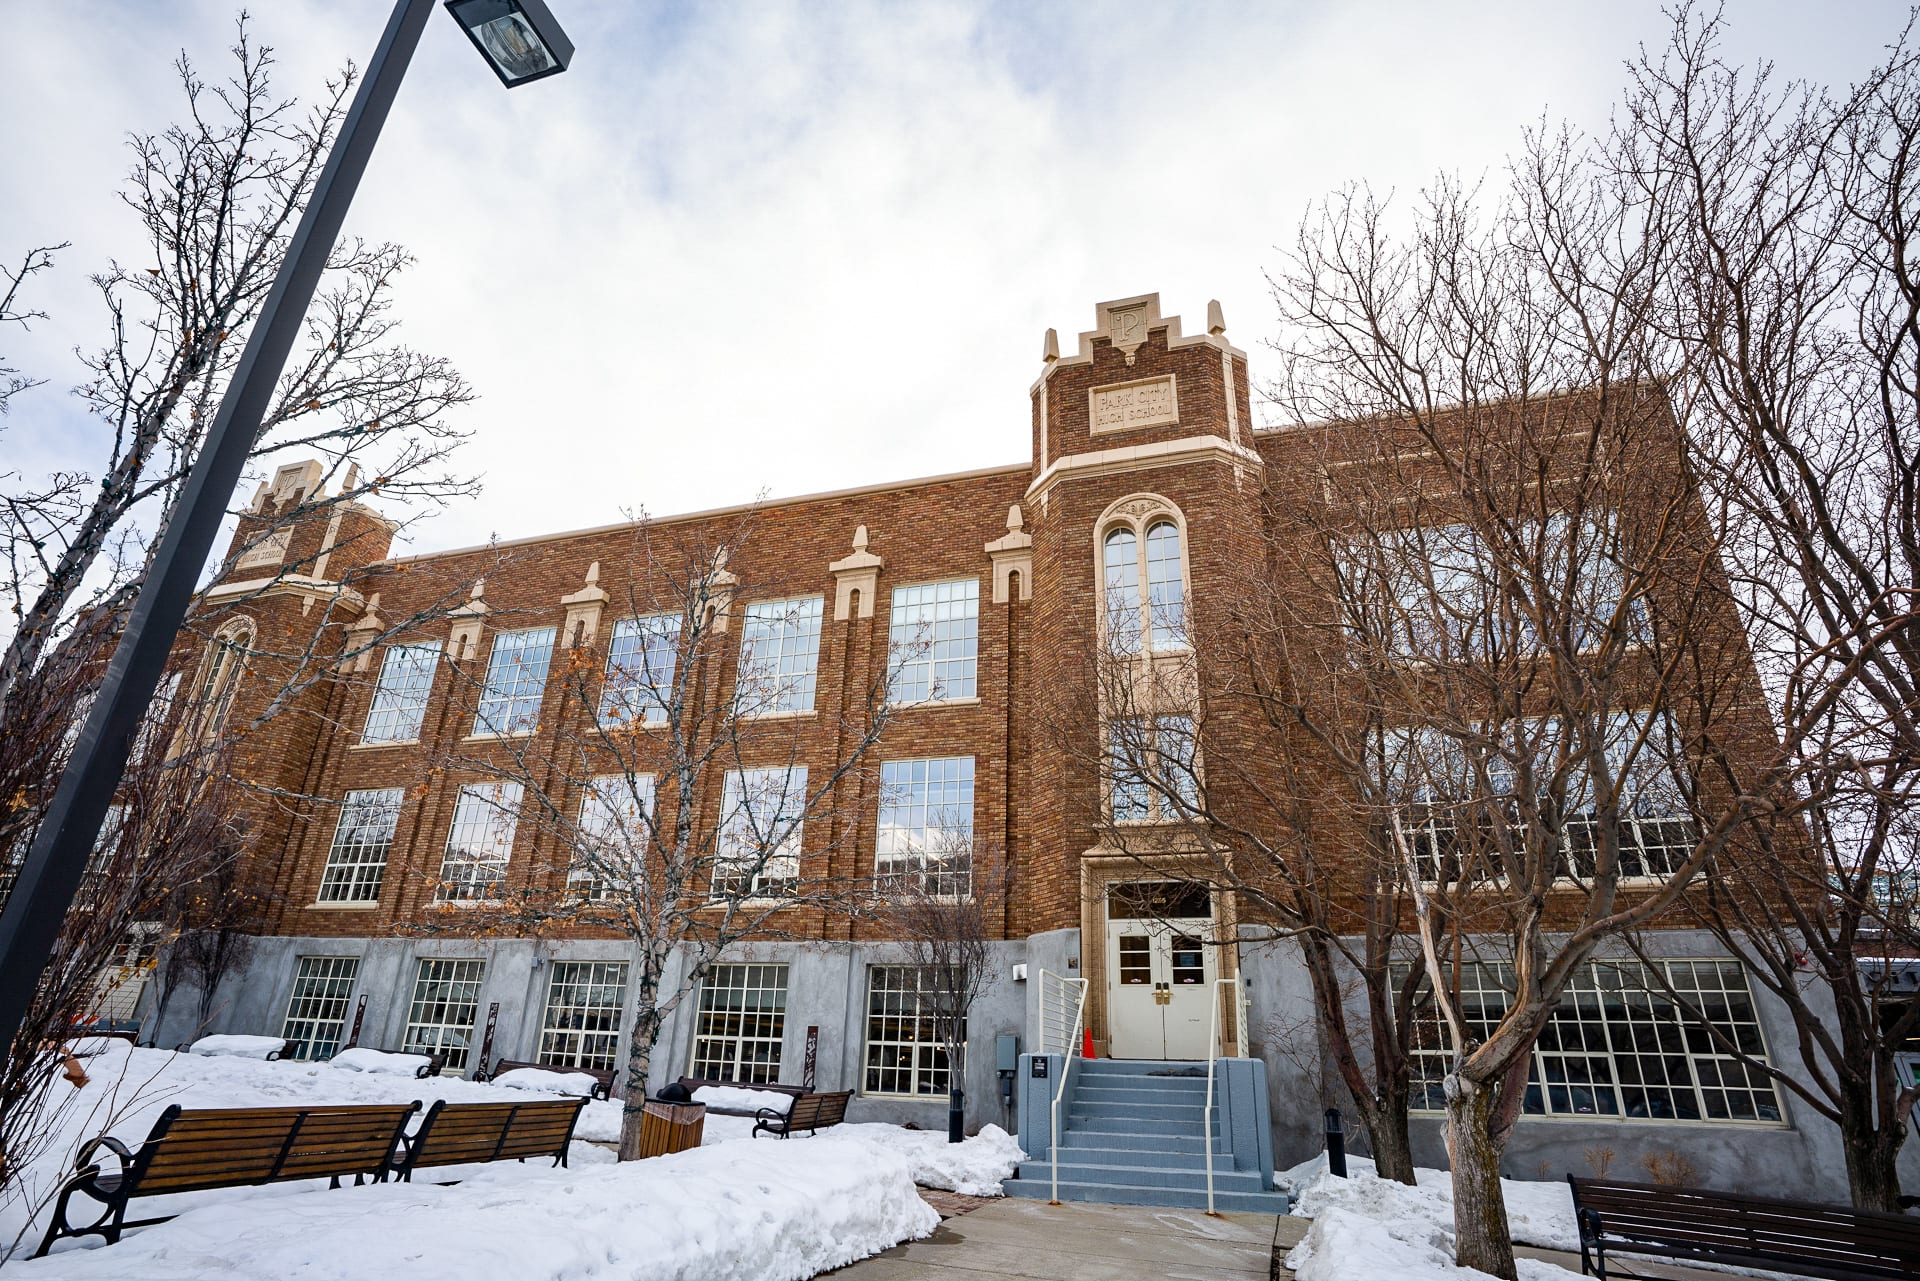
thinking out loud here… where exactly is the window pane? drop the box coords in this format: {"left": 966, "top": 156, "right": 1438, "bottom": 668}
{"left": 888, "top": 580, "right": 979, "bottom": 703}
{"left": 574, "top": 773, "right": 654, "bottom": 899}
{"left": 737, "top": 598, "right": 824, "bottom": 715}
{"left": 403, "top": 958, "right": 486, "bottom": 1071}
{"left": 1144, "top": 521, "right": 1187, "bottom": 650}
{"left": 876, "top": 757, "right": 974, "bottom": 896}
{"left": 600, "top": 614, "right": 680, "bottom": 727}
{"left": 435, "top": 782, "right": 522, "bottom": 902}
{"left": 1109, "top": 719, "right": 1152, "bottom": 822}
{"left": 363, "top": 643, "right": 440, "bottom": 743}
{"left": 473, "top": 628, "right": 555, "bottom": 736}
{"left": 714, "top": 768, "right": 805, "bottom": 897}
{"left": 280, "top": 956, "right": 359, "bottom": 1061}
{"left": 539, "top": 960, "right": 627, "bottom": 1072}
{"left": 1103, "top": 528, "right": 1141, "bottom": 656}
{"left": 691, "top": 963, "right": 788, "bottom": 1084}
{"left": 317, "top": 788, "right": 404, "bottom": 903}
{"left": 863, "top": 966, "right": 955, "bottom": 1097}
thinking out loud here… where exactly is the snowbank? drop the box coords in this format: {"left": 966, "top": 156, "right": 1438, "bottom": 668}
{"left": 326, "top": 1047, "right": 433, "bottom": 1077}
{"left": 11, "top": 1135, "right": 938, "bottom": 1281}
{"left": 491, "top": 1067, "right": 600, "bottom": 1097}
{"left": 186, "top": 1034, "right": 284, "bottom": 1059}
{"left": 693, "top": 1084, "right": 794, "bottom": 1115}
{"left": 1283, "top": 1156, "right": 1582, "bottom": 1281}
{"left": 693, "top": 1119, "right": 1024, "bottom": 1196}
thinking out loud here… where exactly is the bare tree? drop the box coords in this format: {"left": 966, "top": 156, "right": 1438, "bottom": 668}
{"left": 1602, "top": 7, "right": 1920, "bottom": 1212}
{"left": 0, "top": 16, "right": 474, "bottom": 718}
{"left": 0, "top": 244, "right": 62, "bottom": 416}
{"left": 415, "top": 514, "right": 910, "bottom": 1161}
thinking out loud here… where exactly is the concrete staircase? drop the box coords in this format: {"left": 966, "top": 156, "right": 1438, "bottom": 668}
{"left": 1004, "top": 1058, "right": 1290, "bottom": 1213}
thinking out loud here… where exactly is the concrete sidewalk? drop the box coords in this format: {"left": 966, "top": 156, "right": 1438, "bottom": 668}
{"left": 827, "top": 1196, "right": 1285, "bottom": 1280}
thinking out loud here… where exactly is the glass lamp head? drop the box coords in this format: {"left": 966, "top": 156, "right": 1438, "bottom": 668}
{"left": 445, "top": 0, "right": 573, "bottom": 86}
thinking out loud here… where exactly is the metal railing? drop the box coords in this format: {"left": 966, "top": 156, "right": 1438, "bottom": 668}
{"left": 1203, "top": 974, "right": 1251, "bottom": 1216}
{"left": 1036, "top": 968, "right": 1087, "bottom": 1204}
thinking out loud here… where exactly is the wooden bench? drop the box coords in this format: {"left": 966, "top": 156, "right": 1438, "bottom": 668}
{"left": 1569, "top": 1176, "right": 1920, "bottom": 1281}
{"left": 393, "top": 1097, "right": 588, "bottom": 1181}
{"left": 674, "top": 1076, "right": 807, "bottom": 1116}
{"left": 752, "top": 1089, "right": 851, "bottom": 1139}
{"left": 471, "top": 1057, "right": 615, "bottom": 1100}
{"left": 36, "top": 1102, "right": 420, "bottom": 1257}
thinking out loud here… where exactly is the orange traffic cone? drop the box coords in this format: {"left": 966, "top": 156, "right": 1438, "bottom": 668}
{"left": 1081, "top": 1027, "right": 1096, "bottom": 1059}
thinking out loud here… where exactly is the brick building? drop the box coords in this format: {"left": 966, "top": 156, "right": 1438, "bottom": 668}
{"left": 137, "top": 293, "right": 1887, "bottom": 1202}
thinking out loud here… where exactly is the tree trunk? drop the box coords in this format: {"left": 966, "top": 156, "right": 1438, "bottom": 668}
{"left": 1366, "top": 1088, "right": 1417, "bottom": 1185}
{"left": 616, "top": 1006, "right": 662, "bottom": 1162}
{"left": 1839, "top": 1090, "right": 1906, "bottom": 1212}
{"left": 1444, "top": 1074, "right": 1516, "bottom": 1280}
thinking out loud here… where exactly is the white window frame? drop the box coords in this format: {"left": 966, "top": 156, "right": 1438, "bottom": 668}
{"left": 537, "top": 960, "right": 628, "bottom": 1072}
{"left": 316, "top": 787, "right": 405, "bottom": 903}
{"left": 1405, "top": 958, "right": 1785, "bottom": 1125}
{"left": 876, "top": 756, "right": 974, "bottom": 897}
{"left": 362, "top": 642, "right": 440, "bottom": 744}
{"left": 280, "top": 955, "right": 360, "bottom": 1061}
{"left": 599, "top": 614, "right": 680, "bottom": 727}
{"left": 401, "top": 957, "right": 486, "bottom": 1072}
{"left": 736, "top": 597, "right": 824, "bottom": 716}
{"left": 887, "top": 580, "right": 979, "bottom": 704}
{"left": 1108, "top": 715, "right": 1200, "bottom": 824}
{"left": 472, "top": 627, "right": 556, "bottom": 737}
{"left": 573, "top": 773, "right": 655, "bottom": 900}
{"left": 186, "top": 619, "right": 255, "bottom": 745}
{"left": 713, "top": 767, "right": 805, "bottom": 898}
{"left": 863, "top": 965, "right": 957, "bottom": 1098}
{"left": 1098, "top": 505, "right": 1190, "bottom": 657}
{"left": 435, "top": 781, "right": 522, "bottom": 903}
{"left": 689, "top": 962, "right": 788, "bottom": 1084}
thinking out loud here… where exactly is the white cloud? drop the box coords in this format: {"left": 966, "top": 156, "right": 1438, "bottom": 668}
{"left": 0, "top": 0, "right": 1902, "bottom": 555}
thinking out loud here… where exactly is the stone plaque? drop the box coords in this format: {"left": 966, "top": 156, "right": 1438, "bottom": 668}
{"left": 1089, "top": 375, "right": 1178, "bottom": 435}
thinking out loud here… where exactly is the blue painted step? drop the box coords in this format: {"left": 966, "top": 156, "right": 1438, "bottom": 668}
{"left": 1003, "top": 1177, "right": 1290, "bottom": 1214}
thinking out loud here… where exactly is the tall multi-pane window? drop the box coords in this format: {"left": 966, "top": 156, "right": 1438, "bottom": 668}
{"left": 714, "top": 767, "right": 805, "bottom": 897}
{"left": 1109, "top": 716, "right": 1199, "bottom": 822}
{"left": 472, "top": 627, "right": 556, "bottom": 736}
{"left": 133, "top": 670, "right": 181, "bottom": 762}
{"left": 435, "top": 782, "right": 522, "bottom": 902}
{"left": 737, "top": 597, "right": 824, "bottom": 715}
{"left": 876, "top": 757, "right": 974, "bottom": 896}
{"left": 864, "top": 966, "right": 956, "bottom": 1097}
{"left": 1404, "top": 960, "right": 1782, "bottom": 1122}
{"left": 316, "top": 788, "right": 405, "bottom": 903}
{"left": 363, "top": 642, "right": 440, "bottom": 743}
{"left": 573, "top": 773, "right": 654, "bottom": 900}
{"left": 280, "top": 956, "right": 359, "bottom": 1061}
{"left": 1103, "top": 519, "right": 1188, "bottom": 655}
{"left": 538, "top": 961, "right": 628, "bottom": 1072}
{"left": 888, "top": 580, "right": 979, "bottom": 703}
{"left": 189, "top": 622, "right": 253, "bottom": 743}
{"left": 690, "top": 963, "right": 788, "bottom": 1083}
{"left": 402, "top": 958, "right": 486, "bottom": 1071}
{"left": 600, "top": 614, "right": 680, "bottom": 727}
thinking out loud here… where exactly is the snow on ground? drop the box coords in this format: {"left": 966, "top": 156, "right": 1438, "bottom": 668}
{"left": 1282, "top": 1155, "right": 1582, "bottom": 1281}
{"left": 9, "top": 1134, "right": 937, "bottom": 1281}
{"left": 0, "top": 1040, "right": 1018, "bottom": 1273}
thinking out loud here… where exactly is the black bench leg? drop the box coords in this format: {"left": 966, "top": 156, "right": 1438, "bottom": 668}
{"left": 35, "top": 1182, "right": 123, "bottom": 1258}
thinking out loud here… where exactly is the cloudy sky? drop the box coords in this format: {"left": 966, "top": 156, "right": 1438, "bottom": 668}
{"left": 0, "top": 1, "right": 1905, "bottom": 557}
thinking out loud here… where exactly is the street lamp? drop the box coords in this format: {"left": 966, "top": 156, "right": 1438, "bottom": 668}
{"left": 446, "top": 0, "right": 573, "bottom": 86}
{"left": 0, "top": 0, "right": 572, "bottom": 1061}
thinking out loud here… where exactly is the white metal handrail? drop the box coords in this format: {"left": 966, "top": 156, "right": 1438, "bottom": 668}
{"left": 1203, "top": 975, "right": 1250, "bottom": 1216}
{"left": 1036, "top": 968, "right": 1087, "bottom": 1205}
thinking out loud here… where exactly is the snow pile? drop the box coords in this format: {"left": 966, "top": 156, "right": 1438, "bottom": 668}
{"left": 325, "top": 1048, "right": 432, "bottom": 1077}
{"left": 693, "top": 1084, "right": 793, "bottom": 1115}
{"left": 11, "top": 1134, "right": 938, "bottom": 1281}
{"left": 186, "top": 1034, "right": 284, "bottom": 1059}
{"left": 694, "top": 1120, "right": 1024, "bottom": 1196}
{"left": 491, "top": 1067, "right": 600, "bottom": 1097}
{"left": 1283, "top": 1156, "right": 1582, "bottom": 1281}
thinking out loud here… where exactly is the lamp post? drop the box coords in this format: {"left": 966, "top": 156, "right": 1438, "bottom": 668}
{"left": 0, "top": 0, "right": 572, "bottom": 1061}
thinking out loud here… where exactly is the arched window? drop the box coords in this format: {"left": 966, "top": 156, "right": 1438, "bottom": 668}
{"left": 189, "top": 619, "right": 254, "bottom": 744}
{"left": 1098, "top": 501, "right": 1189, "bottom": 655}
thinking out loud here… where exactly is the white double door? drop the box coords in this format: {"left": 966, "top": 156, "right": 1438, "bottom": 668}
{"left": 1106, "top": 916, "right": 1215, "bottom": 1060}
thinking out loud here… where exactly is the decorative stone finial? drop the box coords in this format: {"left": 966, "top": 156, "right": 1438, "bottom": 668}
{"left": 852, "top": 525, "right": 870, "bottom": 553}
{"left": 471, "top": 579, "right": 485, "bottom": 601}
{"left": 1006, "top": 504, "right": 1024, "bottom": 533}
{"left": 829, "top": 525, "right": 884, "bottom": 620}
{"left": 1042, "top": 328, "right": 1059, "bottom": 363}
{"left": 1207, "top": 299, "right": 1226, "bottom": 335}
{"left": 344, "top": 461, "right": 361, "bottom": 493}
{"left": 584, "top": 560, "right": 600, "bottom": 584}
{"left": 561, "top": 562, "right": 609, "bottom": 647}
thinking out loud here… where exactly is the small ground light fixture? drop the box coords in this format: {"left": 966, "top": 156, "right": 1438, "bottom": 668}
{"left": 445, "top": 0, "right": 574, "bottom": 86}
